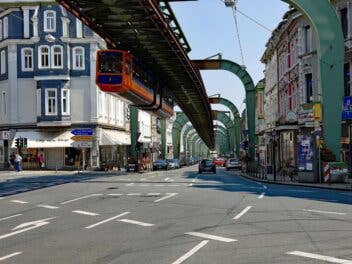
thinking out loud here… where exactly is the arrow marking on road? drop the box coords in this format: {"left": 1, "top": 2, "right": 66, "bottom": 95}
{"left": 154, "top": 193, "right": 178, "bottom": 203}
{"left": 302, "top": 209, "right": 346, "bottom": 216}
{"left": 37, "top": 205, "right": 59, "bottom": 210}
{"left": 233, "top": 206, "right": 252, "bottom": 220}
{"left": 258, "top": 192, "right": 265, "bottom": 199}
{"left": 0, "top": 252, "right": 22, "bottom": 262}
{"left": 73, "top": 210, "right": 99, "bottom": 216}
{"left": 10, "top": 200, "right": 28, "bottom": 204}
{"left": 85, "top": 212, "right": 130, "bottom": 229}
{"left": 171, "top": 240, "right": 209, "bottom": 264}
{"left": 186, "top": 232, "right": 237, "bottom": 243}
{"left": 287, "top": 251, "right": 352, "bottom": 263}
{"left": 60, "top": 194, "right": 103, "bottom": 204}
{"left": 0, "top": 217, "right": 56, "bottom": 240}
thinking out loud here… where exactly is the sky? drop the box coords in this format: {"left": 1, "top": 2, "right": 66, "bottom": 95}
{"left": 170, "top": 0, "right": 289, "bottom": 113}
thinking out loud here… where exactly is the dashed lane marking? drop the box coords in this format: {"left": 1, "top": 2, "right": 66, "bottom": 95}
{"left": 302, "top": 209, "right": 346, "bottom": 216}
{"left": 85, "top": 212, "right": 130, "bottom": 229}
{"left": 126, "top": 193, "right": 141, "bottom": 196}
{"left": 258, "top": 192, "right": 265, "bottom": 199}
{"left": 0, "top": 214, "right": 22, "bottom": 222}
{"left": 73, "top": 210, "right": 99, "bottom": 216}
{"left": 171, "top": 240, "right": 209, "bottom": 264}
{"left": 186, "top": 232, "right": 237, "bottom": 243}
{"left": 37, "top": 205, "right": 59, "bottom": 210}
{"left": 154, "top": 193, "right": 178, "bottom": 203}
{"left": 126, "top": 183, "right": 135, "bottom": 186}
{"left": 107, "top": 193, "right": 123, "bottom": 196}
{"left": 233, "top": 206, "right": 252, "bottom": 220}
{"left": 146, "top": 193, "right": 161, "bottom": 196}
{"left": 60, "top": 194, "right": 103, "bottom": 205}
{"left": 287, "top": 251, "right": 352, "bottom": 263}
{"left": 0, "top": 252, "right": 22, "bottom": 262}
{"left": 118, "top": 219, "right": 154, "bottom": 227}
{"left": 10, "top": 200, "right": 28, "bottom": 204}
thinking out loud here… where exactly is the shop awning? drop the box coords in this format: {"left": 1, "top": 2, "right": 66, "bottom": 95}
{"left": 100, "top": 129, "right": 131, "bottom": 146}
{"left": 11, "top": 131, "right": 73, "bottom": 148}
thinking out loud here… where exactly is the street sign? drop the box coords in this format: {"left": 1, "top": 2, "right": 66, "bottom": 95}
{"left": 71, "top": 142, "right": 93, "bottom": 148}
{"left": 71, "top": 135, "right": 93, "bottom": 142}
{"left": 1, "top": 131, "right": 11, "bottom": 140}
{"left": 71, "top": 128, "right": 93, "bottom": 136}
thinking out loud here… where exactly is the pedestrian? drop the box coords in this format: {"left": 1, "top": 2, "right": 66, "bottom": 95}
{"left": 14, "top": 153, "right": 22, "bottom": 172}
{"left": 38, "top": 153, "right": 45, "bottom": 170}
{"left": 9, "top": 152, "right": 15, "bottom": 170}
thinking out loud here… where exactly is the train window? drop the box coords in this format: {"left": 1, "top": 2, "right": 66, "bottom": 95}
{"left": 98, "top": 52, "right": 122, "bottom": 74}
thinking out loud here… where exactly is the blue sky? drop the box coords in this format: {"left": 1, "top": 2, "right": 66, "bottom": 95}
{"left": 170, "top": 0, "right": 289, "bottom": 112}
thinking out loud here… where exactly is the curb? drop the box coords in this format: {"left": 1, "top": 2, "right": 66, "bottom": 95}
{"left": 238, "top": 172, "right": 352, "bottom": 192}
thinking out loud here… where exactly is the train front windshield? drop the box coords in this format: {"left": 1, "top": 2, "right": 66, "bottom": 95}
{"left": 98, "top": 52, "right": 123, "bottom": 74}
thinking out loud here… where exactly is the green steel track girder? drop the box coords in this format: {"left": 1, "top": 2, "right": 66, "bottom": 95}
{"left": 129, "top": 106, "right": 139, "bottom": 160}
{"left": 183, "top": 126, "right": 195, "bottom": 154}
{"left": 213, "top": 111, "right": 236, "bottom": 154}
{"left": 172, "top": 112, "right": 189, "bottom": 159}
{"left": 160, "top": 118, "right": 167, "bottom": 159}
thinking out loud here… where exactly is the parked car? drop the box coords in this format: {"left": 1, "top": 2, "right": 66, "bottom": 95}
{"left": 153, "top": 159, "right": 169, "bottom": 171}
{"left": 214, "top": 158, "right": 226, "bottom": 167}
{"left": 180, "top": 158, "right": 187, "bottom": 167}
{"left": 198, "top": 159, "right": 216, "bottom": 174}
{"left": 225, "top": 158, "right": 241, "bottom": 170}
{"left": 167, "top": 159, "right": 180, "bottom": 169}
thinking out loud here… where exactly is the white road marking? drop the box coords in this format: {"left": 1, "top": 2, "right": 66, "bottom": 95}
{"left": 126, "top": 183, "right": 135, "bottom": 186}
{"left": 0, "top": 217, "right": 55, "bottom": 241}
{"left": 85, "top": 212, "right": 130, "bottom": 229}
{"left": 37, "top": 205, "right": 59, "bottom": 210}
{"left": 233, "top": 206, "right": 252, "bottom": 220}
{"left": 164, "top": 178, "right": 174, "bottom": 182}
{"left": 118, "top": 219, "right": 154, "bottom": 227}
{"left": 0, "top": 214, "right": 22, "bottom": 222}
{"left": 192, "top": 179, "right": 196, "bottom": 183}
{"left": 258, "top": 192, "right": 265, "bottom": 199}
{"left": 302, "top": 209, "right": 346, "bottom": 216}
{"left": 0, "top": 197, "right": 4, "bottom": 200}
{"left": 73, "top": 210, "right": 99, "bottom": 216}
{"left": 186, "top": 232, "right": 237, "bottom": 243}
{"left": 107, "top": 193, "right": 123, "bottom": 196}
{"left": 127, "top": 193, "right": 141, "bottom": 196}
{"left": 0, "top": 252, "right": 22, "bottom": 262}
{"left": 154, "top": 193, "right": 178, "bottom": 203}
{"left": 171, "top": 240, "right": 209, "bottom": 264}
{"left": 60, "top": 194, "right": 103, "bottom": 204}
{"left": 146, "top": 193, "right": 161, "bottom": 196}
{"left": 10, "top": 200, "right": 28, "bottom": 204}
{"left": 155, "top": 184, "right": 165, "bottom": 187}
{"left": 287, "top": 251, "right": 352, "bottom": 263}
{"left": 140, "top": 178, "right": 147, "bottom": 181}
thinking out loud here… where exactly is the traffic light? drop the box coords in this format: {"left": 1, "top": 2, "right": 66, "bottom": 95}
{"left": 23, "top": 138, "right": 28, "bottom": 148}
{"left": 15, "top": 138, "right": 20, "bottom": 149}
{"left": 19, "top": 138, "right": 24, "bottom": 148}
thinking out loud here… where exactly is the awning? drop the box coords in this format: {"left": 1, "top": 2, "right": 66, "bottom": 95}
{"left": 100, "top": 129, "right": 131, "bottom": 146}
{"left": 11, "top": 131, "right": 73, "bottom": 148}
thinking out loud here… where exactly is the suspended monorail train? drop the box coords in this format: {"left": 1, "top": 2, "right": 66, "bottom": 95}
{"left": 96, "top": 50, "right": 174, "bottom": 118}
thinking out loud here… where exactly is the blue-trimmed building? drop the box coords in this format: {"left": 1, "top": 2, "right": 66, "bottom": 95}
{"left": 0, "top": 3, "right": 132, "bottom": 169}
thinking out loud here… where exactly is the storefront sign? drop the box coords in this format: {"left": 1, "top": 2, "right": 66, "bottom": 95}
{"left": 297, "top": 135, "right": 313, "bottom": 172}
{"left": 342, "top": 96, "right": 352, "bottom": 120}
{"left": 71, "top": 142, "right": 93, "bottom": 148}
{"left": 298, "top": 107, "right": 315, "bottom": 127}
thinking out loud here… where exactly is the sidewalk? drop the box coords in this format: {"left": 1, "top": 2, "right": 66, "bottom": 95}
{"left": 240, "top": 172, "right": 352, "bottom": 191}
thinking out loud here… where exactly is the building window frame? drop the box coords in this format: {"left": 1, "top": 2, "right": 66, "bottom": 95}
{"left": 1, "top": 91, "right": 6, "bottom": 117}
{"left": 0, "top": 20, "right": 2, "bottom": 41}
{"left": 72, "top": 46, "right": 85, "bottom": 70}
{"left": 305, "top": 73, "right": 313, "bottom": 103}
{"left": 21, "top": 47, "right": 34, "bottom": 72}
{"left": 44, "top": 10, "right": 56, "bottom": 32}
{"left": 45, "top": 88, "right": 58, "bottom": 116}
{"left": 38, "top": 45, "right": 50, "bottom": 69}
{"left": 0, "top": 50, "right": 6, "bottom": 74}
{"left": 3, "top": 17, "right": 8, "bottom": 39}
{"left": 61, "top": 88, "right": 70, "bottom": 115}
{"left": 51, "top": 45, "right": 63, "bottom": 69}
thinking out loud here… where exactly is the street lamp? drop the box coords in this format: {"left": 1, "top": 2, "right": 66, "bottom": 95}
{"left": 271, "top": 129, "right": 277, "bottom": 181}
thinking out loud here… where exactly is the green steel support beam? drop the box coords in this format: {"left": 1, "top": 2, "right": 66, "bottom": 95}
{"left": 160, "top": 118, "right": 167, "bottom": 159}
{"left": 129, "top": 106, "right": 139, "bottom": 160}
{"left": 183, "top": 126, "right": 195, "bottom": 155}
{"left": 172, "top": 112, "right": 189, "bottom": 159}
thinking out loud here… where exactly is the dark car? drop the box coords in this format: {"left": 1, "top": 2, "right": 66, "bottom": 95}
{"left": 226, "top": 158, "right": 241, "bottom": 170}
{"left": 153, "top": 159, "right": 169, "bottom": 171}
{"left": 198, "top": 159, "right": 216, "bottom": 174}
{"left": 167, "top": 159, "right": 180, "bottom": 169}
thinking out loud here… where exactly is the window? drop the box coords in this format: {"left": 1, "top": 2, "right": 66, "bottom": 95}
{"left": 340, "top": 8, "right": 348, "bottom": 39}
{"left": 0, "top": 20, "right": 2, "bottom": 41}
{"left": 61, "top": 89, "right": 70, "bottom": 115}
{"left": 39, "top": 46, "right": 50, "bottom": 69}
{"left": 45, "top": 88, "right": 57, "bottom": 115}
{"left": 344, "top": 63, "right": 351, "bottom": 96}
{"left": 305, "top": 73, "right": 313, "bottom": 103}
{"left": 1, "top": 92, "right": 6, "bottom": 116}
{"left": 73, "top": 47, "right": 85, "bottom": 70}
{"left": 304, "top": 25, "right": 311, "bottom": 53}
{"left": 3, "top": 17, "right": 8, "bottom": 39}
{"left": 76, "top": 18, "right": 83, "bottom": 38}
{"left": 44, "top": 11, "right": 56, "bottom": 32}
{"left": 21, "top": 48, "right": 33, "bottom": 71}
{"left": 51, "top": 45, "right": 63, "bottom": 68}
{"left": 0, "top": 50, "right": 6, "bottom": 74}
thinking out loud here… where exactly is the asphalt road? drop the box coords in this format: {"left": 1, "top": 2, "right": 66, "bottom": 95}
{"left": 0, "top": 166, "right": 351, "bottom": 263}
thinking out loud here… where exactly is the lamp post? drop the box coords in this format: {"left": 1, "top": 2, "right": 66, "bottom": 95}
{"left": 271, "top": 129, "right": 277, "bottom": 181}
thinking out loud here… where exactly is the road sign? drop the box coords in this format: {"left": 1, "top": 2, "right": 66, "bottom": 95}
{"left": 71, "top": 128, "right": 93, "bottom": 136}
{"left": 71, "top": 142, "right": 93, "bottom": 148}
{"left": 71, "top": 135, "right": 93, "bottom": 142}
{"left": 1, "top": 131, "right": 11, "bottom": 140}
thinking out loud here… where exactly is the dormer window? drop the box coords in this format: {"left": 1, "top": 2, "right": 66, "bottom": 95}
{"left": 44, "top": 10, "right": 56, "bottom": 32}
